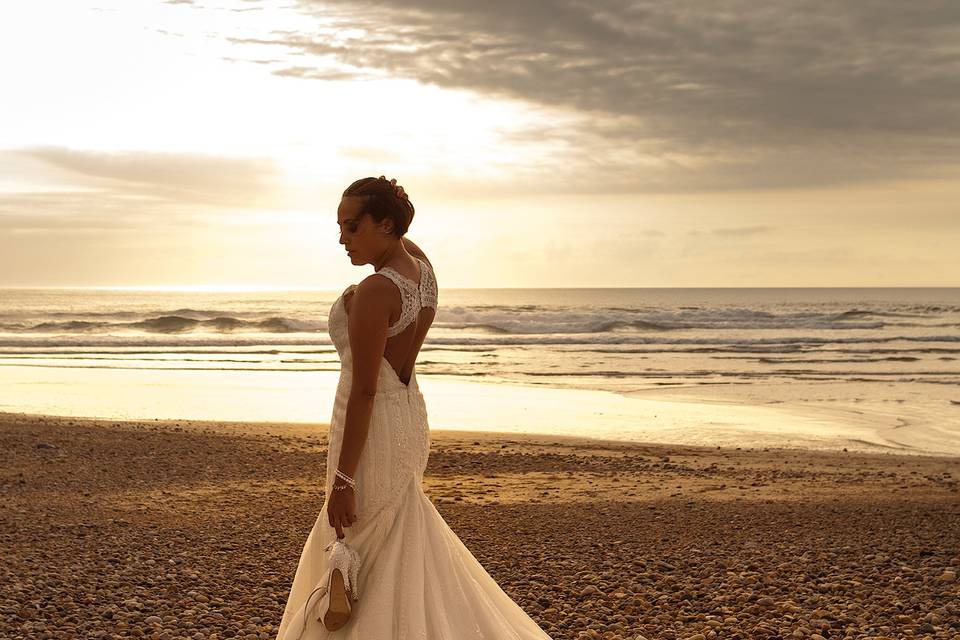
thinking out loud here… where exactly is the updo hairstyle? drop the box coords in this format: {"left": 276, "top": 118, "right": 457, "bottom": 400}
{"left": 342, "top": 176, "right": 415, "bottom": 238}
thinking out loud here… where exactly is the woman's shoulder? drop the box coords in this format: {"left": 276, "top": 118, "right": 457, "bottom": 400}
{"left": 358, "top": 273, "right": 396, "bottom": 291}
{"left": 343, "top": 276, "right": 390, "bottom": 298}
{"left": 346, "top": 276, "right": 397, "bottom": 318}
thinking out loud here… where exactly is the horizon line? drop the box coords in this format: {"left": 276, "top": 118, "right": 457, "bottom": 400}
{"left": 1, "top": 285, "right": 958, "bottom": 292}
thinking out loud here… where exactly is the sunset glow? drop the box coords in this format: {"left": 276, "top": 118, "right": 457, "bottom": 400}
{"left": 2, "top": 0, "right": 957, "bottom": 288}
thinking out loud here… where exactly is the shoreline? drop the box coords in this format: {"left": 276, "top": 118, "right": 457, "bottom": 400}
{"left": 4, "top": 411, "right": 959, "bottom": 639}
{"left": 3, "top": 404, "right": 958, "bottom": 461}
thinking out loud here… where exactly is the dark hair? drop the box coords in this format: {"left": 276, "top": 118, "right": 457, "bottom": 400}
{"left": 342, "top": 177, "right": 415, "bottom": 238}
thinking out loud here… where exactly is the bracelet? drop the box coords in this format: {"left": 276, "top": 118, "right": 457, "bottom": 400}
{"left": 334, "top": 468, "right": 356, "bottom": 491}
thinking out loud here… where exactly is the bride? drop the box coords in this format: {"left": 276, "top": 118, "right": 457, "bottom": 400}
{"left": 275, "top": 176, "right": 555, "bottom": 639}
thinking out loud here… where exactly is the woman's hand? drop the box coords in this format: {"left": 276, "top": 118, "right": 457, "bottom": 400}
{"left": 327, "top": 483, "right": 358, "bottom": 539}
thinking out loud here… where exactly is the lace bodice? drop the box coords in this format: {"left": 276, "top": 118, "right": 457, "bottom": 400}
{"left": 375, "top": 257, "right": 437, "bottom": 337}
{"left": 327, "top": 256, "right": 438, "bottom": 372}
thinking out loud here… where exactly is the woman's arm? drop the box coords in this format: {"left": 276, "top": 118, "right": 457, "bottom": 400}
{"left": 336, "top": 276, "right": 393, "bottom": 480}
{"left": 327, "top": 275, "right": 393, "bottom": 537}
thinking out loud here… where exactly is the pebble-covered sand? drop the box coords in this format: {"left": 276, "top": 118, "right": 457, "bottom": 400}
{"left": 2, "top": 411, "right": 959, "bottom": 640}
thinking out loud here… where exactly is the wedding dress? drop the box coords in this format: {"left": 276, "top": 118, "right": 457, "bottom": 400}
{"left": 276, "top": 257, "right": 554, "bottom": 639}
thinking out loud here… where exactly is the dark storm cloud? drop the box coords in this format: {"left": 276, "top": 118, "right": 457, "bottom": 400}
{"left": 230, "top": 0, "right": 960, "bottom": 192}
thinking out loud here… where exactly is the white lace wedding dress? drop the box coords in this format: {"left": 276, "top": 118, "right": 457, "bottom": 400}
{"left": 276, "top": 257, "right": 554, "bottom": 639}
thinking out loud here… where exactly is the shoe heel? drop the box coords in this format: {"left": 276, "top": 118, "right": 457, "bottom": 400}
{"left": 319, "top": 567, "right": 352, "bottom": 631}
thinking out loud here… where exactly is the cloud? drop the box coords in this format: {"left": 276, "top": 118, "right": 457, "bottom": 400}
{"left": 14, "top": 147, "right": 282, "bottom": 208}
{"left": 0, "top": 148, "right": 294, "bottom": 239}
{"left": 685, "top": 225, "right": 775, "bottom": 237}
{"left": 709, "top": 225, "right": 775, "bottom": 237}
{"left": 273, "top": 66, "right": 373, "bottom": 81}
{"left": 0, "top": 190, "right": 220, "bottom": 241}
{"left": 226, "top": 0, "right": 960, "bottom": 192}
{"left": 0, "top": 190, "right": 196, "bottom": 232}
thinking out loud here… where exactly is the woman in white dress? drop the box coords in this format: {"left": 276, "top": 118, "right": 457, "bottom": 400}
{"left": 275, "top": 177, "right": 554, "bottom": 639}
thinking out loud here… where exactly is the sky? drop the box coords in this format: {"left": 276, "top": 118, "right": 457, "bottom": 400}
{"left": 1, "top": 0, "right": 958, "bottom": 289}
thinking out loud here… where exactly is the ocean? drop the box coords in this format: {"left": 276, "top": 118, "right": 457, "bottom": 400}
{"left": 2, "top": 287, "right": 958, "bottom": 456}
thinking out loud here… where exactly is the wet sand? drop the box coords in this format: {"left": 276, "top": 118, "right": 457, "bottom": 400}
{"left": 2, "top": 411, "right": 959, "bottom": 639}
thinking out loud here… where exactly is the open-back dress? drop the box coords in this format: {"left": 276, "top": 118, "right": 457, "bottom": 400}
{"left": 276, "top": 257, "right": 554, "bottom": 639}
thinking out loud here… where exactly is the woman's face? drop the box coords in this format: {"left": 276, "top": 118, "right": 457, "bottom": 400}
{"left": 337, "top": 196, "right": 390, "bottom": 264}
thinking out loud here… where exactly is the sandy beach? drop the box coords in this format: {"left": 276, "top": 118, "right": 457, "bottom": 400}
{"left": 3, "top": 411, "right": 959, "bottom": 640}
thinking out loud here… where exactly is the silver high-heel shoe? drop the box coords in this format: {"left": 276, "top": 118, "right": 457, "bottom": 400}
{"left": 315, "top": 538, "right": 361, "bottom": 631}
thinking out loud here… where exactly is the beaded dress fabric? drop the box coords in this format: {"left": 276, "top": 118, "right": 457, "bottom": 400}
{"left": 276, "top": 257, "right": 553, "bottom": 639}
